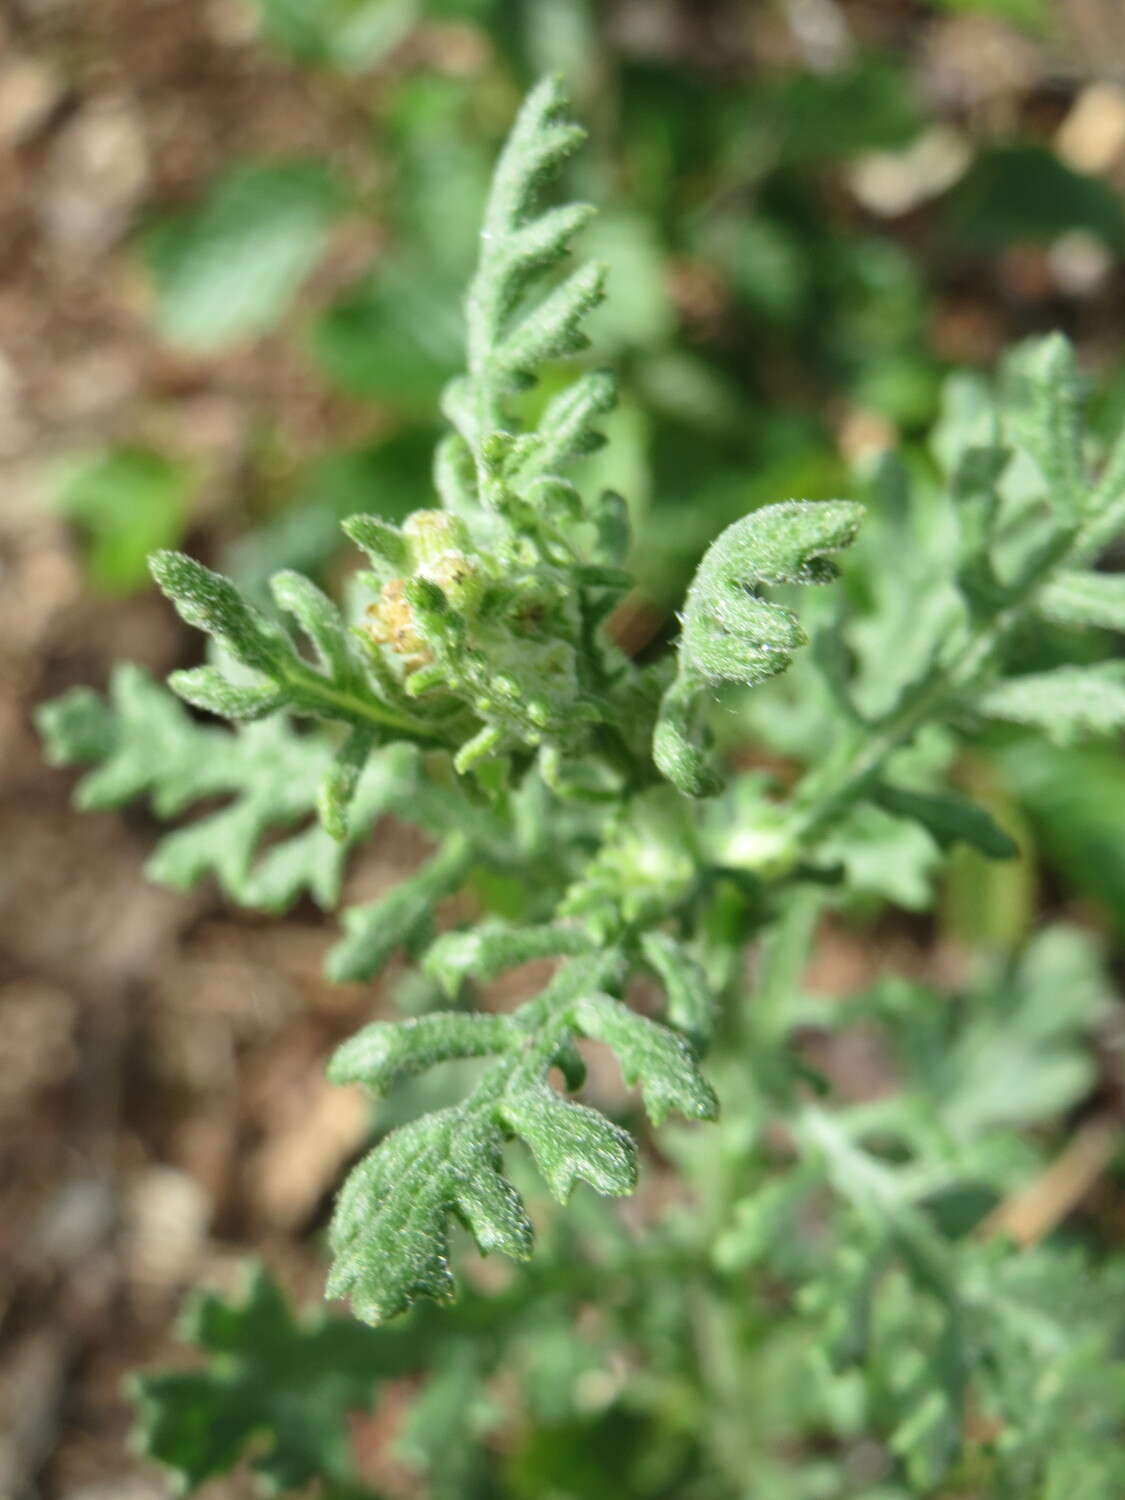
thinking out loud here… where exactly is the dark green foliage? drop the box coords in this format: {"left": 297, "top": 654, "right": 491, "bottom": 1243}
{"left": 950, "top": 144, "right": 1125, "bottom": 250}
{"left": 131, "top": 1265, "right": 394, "bottom": 1493}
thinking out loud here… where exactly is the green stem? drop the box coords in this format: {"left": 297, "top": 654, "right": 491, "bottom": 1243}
{"left": 285, "top": 662, "right": 451, "bottom": 744}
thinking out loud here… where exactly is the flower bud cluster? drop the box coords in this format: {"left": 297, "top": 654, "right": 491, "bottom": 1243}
{"left": 364, "top": 512, "right": 483, "bottom": 672}
{"left": 354, "top": 507, "right": 610, "bottom": 773}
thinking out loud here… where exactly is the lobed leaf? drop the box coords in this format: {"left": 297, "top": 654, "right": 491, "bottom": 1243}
{"left": 573, "top": 993, "right": 718, "bottom": 1125}
{"left": 327, "top": 832, "right": 475, "bottom": 982}
{"left": 500, "top": 1088, "right": 637, "bottom": 1201}
{"left": 492, "top": 261, "right": 607, "bottom": 388}
{"left": 328, "top": 1108, "right": 531, "bottom": 1325}
{"left": 150, "top": 550, "right": 289, "bottom": 677}
{"left": 423, "top": 921, "right": 596, "bottom": 997}
{"left": 131, "top": 1265, "right": 395, "bottom": 1492}
{"left": 166, "top": 665, "right": 287, "bottom": 720}
{"left": 655, "top": 500, "right": 863, "bottom": 794}
{"left": 1016, "top": 332, "right": 1085, "bottom": 524}
{"left": 318, "top": 724, "right": 378, "bottom": 841}
{"left": 36, "top": 665, "right": 447, "bottom": 930}
{"left": 343, "top": 512, "right": 409, "bottom": 571}
{"left": 515, "top": 370, "right": 617, "bottom": 482}
{"left": 271, "top": 568, "right": 361, "bottom": 685}
{"left": 151, "top": 550, "right": 431, "bottom": 743}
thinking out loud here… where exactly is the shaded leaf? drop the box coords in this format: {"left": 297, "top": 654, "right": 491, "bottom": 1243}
{"left": 56, "top": 447, "right": 190, "bottom": 596}
{"left": 131, "top": 1266, "right": 394, "bottom": 1492}
{"left": 145, "top": 161, "right": 344, "bottom": 350}
{"left": 872, "top": 782, "right": 1018, "bottom": 860}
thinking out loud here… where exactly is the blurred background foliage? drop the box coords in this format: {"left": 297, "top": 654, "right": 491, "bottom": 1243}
{"left": 44, "top": 0, "right": 1125, "bottom": 607}
{"left": 46, "top": 0, "right": 1125, "bottom": 933}
{"left": 4, "top": 1, "right": 1125, "bottom": 1497}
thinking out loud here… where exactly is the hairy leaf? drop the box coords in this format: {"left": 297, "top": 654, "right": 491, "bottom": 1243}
{"left": 328, "top": 1107, "right": 531, "bottom": 1323}
{"left": 573, "top": 993, "right": 718, "bottom": 1125}
{"left": 655, "top": 500, "right": 864, "bottom": 795}
{"left": 1037, "top": 568, "right": 1125, "bottom": 633}
{"left": 974, "top": 663, "right": 1125, "bottom": 743}
{"left": 328, "top": 1012, "right": 519, "bottom": 1093}
{"left": 500, "top": 1089, "right": 637, "bottom": 1201}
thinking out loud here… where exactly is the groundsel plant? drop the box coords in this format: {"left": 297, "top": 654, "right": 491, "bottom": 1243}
{"left": 40, "top": 77, "right": 1125, "bottom": 1390}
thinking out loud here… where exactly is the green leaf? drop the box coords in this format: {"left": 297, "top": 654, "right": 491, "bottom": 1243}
{"left": 451, "top": 74, "right": 603, "bottom": 454}
{"left": 150, "top": 550, "right": 433, "bottom": 741}
{"left": 999, "top": 739, "right": 1125, "bottom": 930}
{"left": 974, "top": 663, "right": 1125, "bottom": 744}
{"left": 131, "top": 1265, "right": 394, "bottom": 1492}
{"left": 1076, "top": 411, "right": 1125, "bottom": 562}
{"left": 165, "top": 665, "right": 287, "bottom": 720}
{"left": 678, "top": 501, "right": 866, "bottom": 687}
{"left": 1037, "top": 569, "right": 1125, "bottom": 632}
{"left": 872, "top": 782, "right": 1019, "bottom": 859}
{"left": 1010, "top": 333, "right": 1085, "bottom": 523}
{"left": 55, "top": 447, "right": 190, "bottom": 596}
{"left": 343, "top": 513, "right": 410, "bottom": 573}
{"left": 145, "top": 161, "right": 343, "bottom": 350}
{"left": 638, "top": 931, "right": 716, "bottom": 1045}
{"left": 651, "top": 671, "right": 723, "bottom": 800}
{"left": 423, "top": 921, "right": 595, "bottom": 997}
{"left": 318, "top": 724, "right": 379, "bottom": 839}
{"left": 35, "top": 663, "right": 413, "bottom": 913}
{"left": 328, "top": 833, "right": 475, "bottom": 982}
{"left": 151, "top": 550, "right": 289, "bottom": 676}
{"left": 573, "top": 993, "right": 718, "bottom": 1125}
{"left": 328, "top": 1108, "right": 531, "bottom": 1324}
{"left": 950, "top": 144, "right": 1125, "bottom": 249}
{"left": 248, "top": 0, "right": 419, "bottom": 69}
{"left": 500, "top": 1088, "right": 637, "bottom": 1201}
{"left": 515, "top": 370, "right": 617, "bottom": 482}
{"left": 655, "top": 500, "right": 863, "bottom": 795}
{"left": 325, "top": 952, "right": 645, "bottom": 1322}
{"left": 328, "top": 1012, "right": 518, "bottom": 1092}
{"left": 493, "top": 261, "right": 606, "bottom": 388}
{"left": 764, "top": 60, "right": 921, "bottom": 163}
{"left": 271, "top": 570, "right": 358, "bottom": 680}
{"left": 939, "top": 926, "right": 1107, "bottom": 1134}
{"left": 395, "top": 1342, "right": 485, "bottom": 1497}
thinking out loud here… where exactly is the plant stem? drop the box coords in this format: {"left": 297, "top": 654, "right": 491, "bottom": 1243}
{"left": 285, "top": 661, "right": 456, "bottom": 744}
